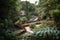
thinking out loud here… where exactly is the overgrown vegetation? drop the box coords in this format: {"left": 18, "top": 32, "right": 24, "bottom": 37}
{"left": 52, "top": 10, "right": 60, "bottom": 30}
{"left": 0, "top": 0, "right": 60, "bottom": 40}
{"left": 26, "top": 27, "right": 60, "bottom": 40}
{"left": 0, "top": 0, "right": 21, "bottom": 40}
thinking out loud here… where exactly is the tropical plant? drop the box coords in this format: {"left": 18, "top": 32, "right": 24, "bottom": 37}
{"left": 26, "top": 27, "right": 60, "bottom": 40}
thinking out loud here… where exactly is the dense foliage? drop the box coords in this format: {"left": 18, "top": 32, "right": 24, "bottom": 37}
{"left": 52, "top": 10, "right": 60, "bottom": 30}
{"left": 0, "top": 0, "right": 60, "bottom": 40}
{"left": 27, "top": 27, "right": 60, "bottom": 40}
{"left": 21, "top": 1, "right": 36, "bottom": 20}
{"left": 0, "top": 0, "right": 21, "bottom": 40}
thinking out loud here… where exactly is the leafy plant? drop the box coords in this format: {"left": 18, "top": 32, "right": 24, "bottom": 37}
{"left": 30, "top": 24, "right": 36, "bottom": 29}
{"left": 53, "top": 10, "right": 60, "bottom": 27}
{"left": 0, "top": 0, "right": 21, "bottom": 40}
{"left": 27, "top": 27, "right": 60, "bottom": 40}
{"left": 50, "top": 9, "right": 60, "bottom": 30}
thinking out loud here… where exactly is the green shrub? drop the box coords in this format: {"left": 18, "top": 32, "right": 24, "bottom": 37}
{"left": 30, "top": 24, "right": 36, "bottom": 29}
{"left": 39, "top": 20, "right": 55, "bottom": 27}
{"left": 0, "top": 19, "right": 20, "bottom": 40}
{"left": 52, "top": 10, "right": 60, "bottom": 29}
{"left": 19, "top": 17, "right": 28, "bottom": 24}
{"left": 26, "top": 27, "right": 60, "bottom": 40}
{"left": 0, "top": 29, "right": 19, "bottom": 40}
{"left": 0, "top": 0, "right": 21, "bottom": 40}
